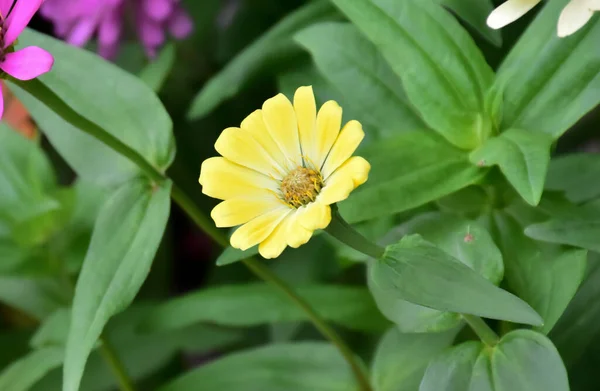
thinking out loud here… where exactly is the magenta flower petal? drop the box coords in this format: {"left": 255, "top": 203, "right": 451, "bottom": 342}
{"left": 144, "top": 0, "right": 173, "bottom": 22}
{"left": 0, "top": 83, "right": 5, "bottom": 120}
{"left": 4, "top": 0, "right": 44, "bottom": 47}
{"left": 0, "top": 46, "right": 54, "bottom": 80}
{"left": 0, "top": 0, "right": 14, "bottom": 17}
{"left": 98, "top": 9, "right": 122, "bottom": 46}
{"left": 67, "top": 19, "right": 97, "bottom": 47}
{"left": 168, "top": 7, "right": 193, "bottom": 39}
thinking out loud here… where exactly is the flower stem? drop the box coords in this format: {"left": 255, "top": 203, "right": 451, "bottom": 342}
{"left": 243, "top": 257, "right": 372, "bottom": 391}
{"left": 325, "top": 209, "right": 385, "bottom": 259}
{"left": 100, "top": 336, "right": 136, "bottom": 391}
{"left": 17, "top": 78, "right": 372, "bottom": 391}
{"left": 462, "top": 314, "right": 499, "bottom": 346}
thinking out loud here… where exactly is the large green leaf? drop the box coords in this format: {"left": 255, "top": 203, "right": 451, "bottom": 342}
{"left": 63, "top": 179, "right": 171, "bottom": 391}
{"left": 331, "top": 0, "right": 494, "bottom": 149}
{"left": 339, "top": 132, "right": 486, "bottom": 223}
{"left": 470, "top": 128, "right": 553, "bottom": 206}
{"left": 437, "top": 0, "right": 501, "bottom": 46}
{"left": 157, "top": 343, "right": 358, "bottom": 391}
{"left": 493, "top": 212, "right": 587, "bottom": 334}
{"left": 294, "top": 22, "right": 424, "bottom": 136}
{"left": 371, "top": 213, "right": 503, "bottom": 332}
{"left": 525, "top": 206, "right": 600, "bottom": 252}
{"left": 371, "top": 327, "right": 457, "bottom": 391}
{"left": 140, "top": 283, "right": 387, "bottom": 333}
{"left": 545, "top": 153, "right": 600, "bottom": 203}
{"left": 420, "top": 330, "right": 569, "bottom": 391}
{"left": 12, "top": 29, "right": 174, "bottom": 186}
{"left": 370, "top": 235, "right": 542, "bottom": 325}
{"left": 187, "top": 1, "right": 340, "bottom": 119}
{"left": 139, "top": 43, "right": 176, "bottom": 92}
{"left": 496, "top": 0, "right": 600, "bottom": 138}
{"left": 0, "top": 347, "right": 64, "bottom": 391}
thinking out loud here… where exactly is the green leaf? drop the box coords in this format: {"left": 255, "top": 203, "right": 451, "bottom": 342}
{"left": 370, "top": 235, "right": 542, "bottom": 325}
{"left": 294, "top": 22, "right": 425, "bottom": 136}
{"left": 493, "top": 212, "right": 587, "bottom": 333}
{"left": 30, "top": 308, "right": 70, "bottom": 349}
{"left": 371, "top": 213, "right": 504, "bottom": 332}
{"left": 551, "top": 259, "right": 600, "bottom": 365}
{"left": 157, "top": 343, "right": 358, "bottom": 391}
{"left": 420, "top": 330, "right": 569, "bottom": 391}
{"left": 63, "top": 179, "right": 172, "bottom": 391}
{"left": 331, "top": 0, "right": 494, "bottom": 149}
{"left": 187, "top": 1, "right": 340, "bottom": 119}
{"left": 437, "top": 0, "right": 501, "bottom": 46}
{"left": 496, "top": 0, "right": 600, "bottom": 138}
{"left": 470, "top": 128, "right": 553, "bottom": 206}
{"left": 339, "top": 132, "right": 486, "bottom": 223}
{"left": 525, "top": 207, "right": 600, "bottom": 252}
{"left": 0, "top": 347, "right": 64, "bottom": 391}
{"left": 371, "top": 327, "right": 457, "bottom": 391}
{"left": 141, "top": 284, "right": 388, "bottom": 333}
{"left": 546, "top": 153, "right": 600, "bottom": 203}
{"left": 12, "top": 29, "right": 174, "bottom": 185}
{"left": 419, "top": 341, "right": 483, "bottom": 391}
{"left": 139, "top": 43, "right": 176, "bottom": 92}
{"left": 0, "top": 277, "right": 67, "bottom": 320}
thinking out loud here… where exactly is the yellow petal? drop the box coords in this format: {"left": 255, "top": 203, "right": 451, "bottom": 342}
{"left": 558, "top": 0, "right": 594, "bottom": 37}
{"left": 258, "top": 210, "right": 314, "bottom": 259}
{"left": 230, "top": 207, "right": 290, "bottom": 251}
{"left": 297, "top": 201, "right": 331, "bottom": 231}
{"left": 262, "top": 93, "right": 302, "bottom": 168}
{"left": 241, "top": 110, "right": 289, "bottom": 172}
{"left": 215, "top": 127, "right": 285, "bottom": 180}
{"left": 321, "top": 120, "right": 365, "bottom": 180}
{"left": 314, "top": 100, "right": 342, "bottom": 170}
{"left": 318, "top": 156, "right": 371, "bottom": 205}
{"left": 211, "top": 196, "right": 281, "bottom": 228}
{"left": 199, "top": 157, "right": 278, "bottom": 200}
{"left": 294, "top": 86, "right": 317, "bottom": 166}
{"left": 487, "top": 0, "right": 540, "bottom": 29}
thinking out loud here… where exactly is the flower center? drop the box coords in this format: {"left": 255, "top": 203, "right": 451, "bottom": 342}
{"left": 281, "top": 167, "right": 323, "bottom": 208}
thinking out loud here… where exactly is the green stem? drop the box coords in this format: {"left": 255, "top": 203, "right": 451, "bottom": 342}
{"left": 325, "top": 209, "right": 385, "bottom": 259}
{"left": 100, "top": 336, "right": 136, "bottom": 391}
{"left": 11, "top": 78, "right": 165, "bottom": 184}
{"left": 463, "top": 314, "right": 499, "bottom": 346}
{"left": 242, "top": 257, "right": 372, "bottom": 391}
{"left": 18, "top": 77, "right": 372, "bottom": 391}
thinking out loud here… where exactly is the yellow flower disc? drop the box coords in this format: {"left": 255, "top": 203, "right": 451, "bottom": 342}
{"left": 199, "top": 86, "right": 371, "bottom": 259}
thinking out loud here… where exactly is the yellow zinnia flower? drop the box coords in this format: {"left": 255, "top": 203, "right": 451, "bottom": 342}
{"left": 199, "top": 86, "right": 371, "bottom": 259}
{"left": 487, "top": 0, "right": 600, "bottom": 37}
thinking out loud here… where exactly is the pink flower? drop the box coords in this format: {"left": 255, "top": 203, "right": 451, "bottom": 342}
{"left": 40, "top": 0, "right": 194, "bottom": 59}
{"left": 0, "top": 0, "right": 54, "bottom": 119}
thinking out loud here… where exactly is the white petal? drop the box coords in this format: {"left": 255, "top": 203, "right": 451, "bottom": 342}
{"left": 487, "top": 0, "right": 541, "bottom": 29}
{"left": 558, "top": 0, "right": 595, "bottom": 37}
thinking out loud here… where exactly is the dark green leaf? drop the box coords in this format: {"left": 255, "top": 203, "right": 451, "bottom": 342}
{"left": 294, "top": 22, "right": 424, "bottom": 136}
{"left": 470, "top": 128, "right": 553, "bottom": 206}
{"left": 63, "top": 179, "right": 171, "bottom": 391}
{"left": 141, "top": 283, "right": 388, "bottom": 333}
{"left": 496, "top": 0, "right": 600, "bottom": 138}
{"left": 12, "top": 29, "right": 174, "bottom": 185}
{"left": 372, "top": 213, "right": 504, "bottom": 332}
{"left": 438, "top": 0, "right": 501, "bottom": 46}
{"left": 157, "top": 343, "right": 358, "bottom": 391}
{"left": 331, "top": 0, "right": 494, "bottom": 149}
{"left": 493, "top": 212, "right": 587, "bottom": 333}
{"left": 187, "top": 1, "right": 340, "bottom": 119}
{"left": 525, "top": 208, "right": 600, "bottom": 252}
{"left": 139, "top": 43, "right": 176, "bottom": 92}
{"left": 339, "top": 132, "right": 486, "bottom": 223}
{"left": 420, "top": 330, "right": 569, "bottom": 391}
{"left": 546, "top": 153, "right": 600, "bottom": 203}
{"left": 0, "top": 347, "right": 64, "bottom": 391}
{"left": 371, "top": 327, "right": 457, "bottom": 391}
{"left": 370, "top": 235, "right": 542, "bottom": 325}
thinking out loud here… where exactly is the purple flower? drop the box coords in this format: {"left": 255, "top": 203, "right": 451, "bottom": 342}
{"left": 40, "top": 0, "right": 194, "bottom": 59}
{"left": 0, "top": 0, "right": 54, "bottom": 119}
